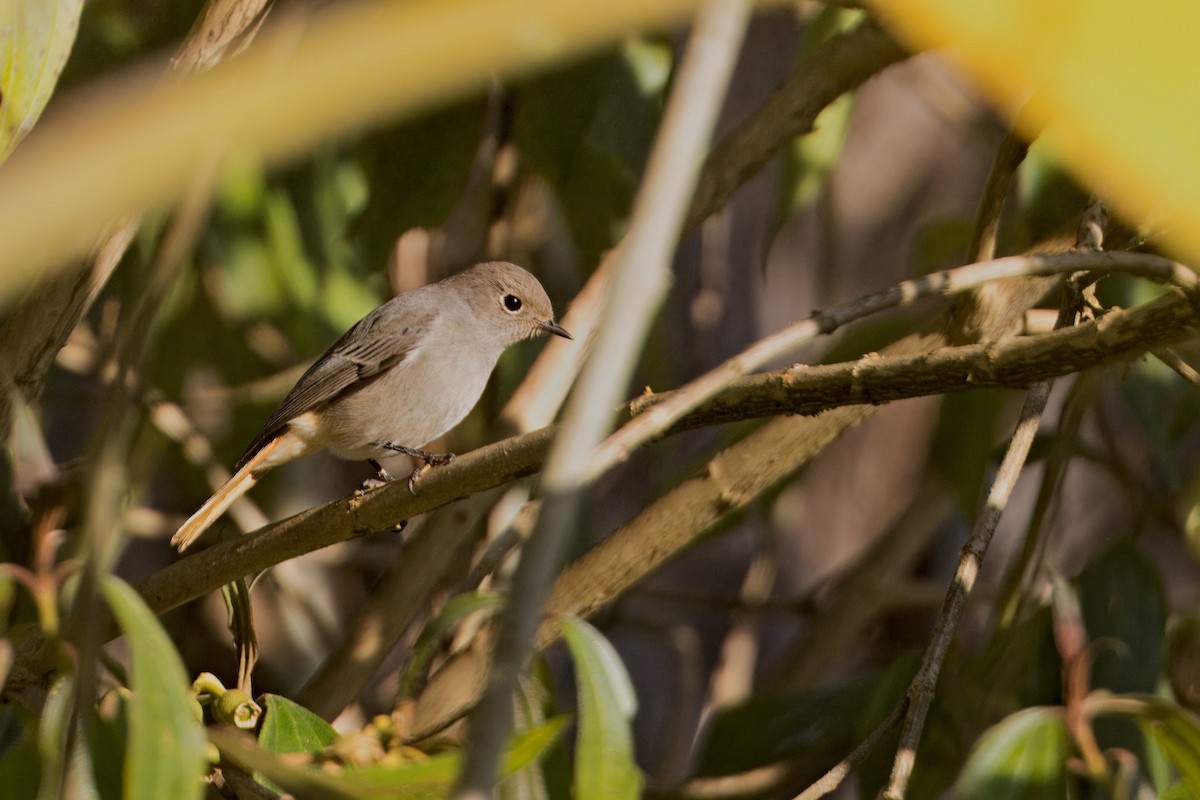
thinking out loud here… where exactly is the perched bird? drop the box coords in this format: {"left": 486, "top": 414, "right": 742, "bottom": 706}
{"left": 171, "top": 261, "right": 571, "bottom": 552}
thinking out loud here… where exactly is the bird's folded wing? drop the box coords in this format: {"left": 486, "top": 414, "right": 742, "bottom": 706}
{"left": 234, "top": 304, "right": 437, "bottom": 469}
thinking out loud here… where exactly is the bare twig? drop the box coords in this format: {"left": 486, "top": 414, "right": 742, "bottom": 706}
{"left": 967, "top": 130, "right": 1028, "bottom": 263}
{"left": 880, "top": 244, "right": 1101, "bottom": 796}
{"left": 587, "top": 251, "right": 1197, "bottom": 484}
{"left": 453, "top": 2, "right": 752, "bottom": 795}
{"left": 126, "top": 276, "right": 1193, "bottom": 620}
{"left": 882, "top": 378, "right": 1053, "bottom": 799}
{"left": 794, "top": 699, "right": 907, "bottom": 800}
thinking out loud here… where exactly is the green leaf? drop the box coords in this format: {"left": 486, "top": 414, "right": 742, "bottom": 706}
{"left": 101, "top": 577, "right": 207, "bottom": 800}
{"left": 1076, "top": 540, "right": 1167, "bottom": 759}
{"left": 560, "top": 616, "right": 641, "bottom": 800}
{"left": 0, "top": 708, "right": 40, "bottom": 800}
{"left": 89, "top": 690, "right": 133, "bottom": 800}
{"left": 35, "top": 676, "right": 99, "bottom": 800}
{"left": 1162, "top": 782, "right": 1195, "bottom": 800}
{"left": 954, "top": 707, "right": 1069, "bottom": 799}
{"left": 1077, "top": 540, "right": 1166, "bottom": 696}
{"left": 0, "top": 0, "right": 84, "bottom": 162}
{"left": 258, "top": 694, "right": 337, "bottom": 755}
{"left": 1130, "top": 696, "right": 1200, "bottom": 797}
{"left": 402, "top": 592, "right": 503, "bottom": 695}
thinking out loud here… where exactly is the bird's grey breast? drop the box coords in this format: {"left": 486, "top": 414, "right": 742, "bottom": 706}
{"left": 319, "top": 293, "right": 506, "bottom": 459}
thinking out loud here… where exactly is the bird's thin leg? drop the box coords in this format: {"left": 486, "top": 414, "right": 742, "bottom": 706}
{"left": 375, "top": 442, "right": 456, "bottom": 466}
{"left": 353, "top": 458, "right": 408, "bottom": 533}
{"left": 372, "top": 442, "right": 456, "bottom": 494}
{"left": 356, "top": 459, "right": 392, "bottom": 490}
{"left": 356, "top": 458, "right": 395, "bottom": 492}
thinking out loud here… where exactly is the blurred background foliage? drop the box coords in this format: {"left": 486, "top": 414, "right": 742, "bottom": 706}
{"left": 3, "top": 0, "right": 1200, "bottom": 798}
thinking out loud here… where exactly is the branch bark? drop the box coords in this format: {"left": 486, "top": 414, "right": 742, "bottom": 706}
{"left": 125, "top": 285, "right": 1196, "bottom": 619}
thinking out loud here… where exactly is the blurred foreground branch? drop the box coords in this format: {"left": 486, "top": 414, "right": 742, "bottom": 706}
{"left": 0, "top": 0, "right": 273, "bottom": 444}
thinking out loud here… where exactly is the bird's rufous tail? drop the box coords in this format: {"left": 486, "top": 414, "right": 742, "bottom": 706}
{"left": 170, "top": 438, "right": 282, "bottom": 552}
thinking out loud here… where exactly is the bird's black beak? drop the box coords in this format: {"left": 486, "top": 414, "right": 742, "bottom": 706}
{"left": 539, "top": 319, "right": 573, "bottom": 340}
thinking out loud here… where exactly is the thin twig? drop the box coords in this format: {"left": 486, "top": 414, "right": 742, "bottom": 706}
{"left": 453, "top": 3, "right": 752, "bottom": 795}
{"left": 882, "top": 378, "right": 1053, "bottom": 799}
{"left": 880, "top": 257, "right": 1098, "bottom": 796}
{"left": 587, "top": 251, "right": 1197, "bottom": 484}
{"left": 1153, "top": 346, "right": 1200, "bottom": 390}
{"left": 795, "top": 699, "right": 908, "bottom": 800}
{"left": 141, "top": 274, "right": 1195, "bottom": 609}
{"left": 131, "top": 268, "right": 1196, "bottom": 617}
{"left": 967, "top": 130, "right": 1028, "bottom": 263}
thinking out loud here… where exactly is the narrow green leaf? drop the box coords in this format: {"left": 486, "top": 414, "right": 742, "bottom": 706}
{"left": 0, "top": 709, "right": 40, "bottom": 800}
{"left": 1077, "top": 540, "right": 1167, "bottom": 759}
{"left": 32, "top": 677, "right": 100, "bottom": 800}
{"left": 101, "top": 577, "right": 207, "bottom": 800}
{"left": 402, "top": 592, "right": 503, "bottom": 695}
{"left": 89, "top": 690, "right": 133, "bottom": 800}
{"left": 560, "top": 616, "right": 641, "bottom": 800}
{"left": 954, "top": 707, "right": 1069, "bottom": 799}
{"left": 0, "top": 0, "right": 84, "bottom": 162}
{"left": 258, "top": 694, "right": 337, "bottom": 755}
{"left": 1129, "top": 695, "right": 1200, "bottom": 796}
{"left": 1162, "top": 781, "right": 1197, "bottom": 800}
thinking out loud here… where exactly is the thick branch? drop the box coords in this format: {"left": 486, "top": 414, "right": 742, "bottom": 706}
{"left": 133, "top": 290, "right": 1198, "bottom": 618}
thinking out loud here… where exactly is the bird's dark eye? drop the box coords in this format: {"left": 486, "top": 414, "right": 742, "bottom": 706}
{"left": 503, "top": 294, "right": 523, "bottom": 312}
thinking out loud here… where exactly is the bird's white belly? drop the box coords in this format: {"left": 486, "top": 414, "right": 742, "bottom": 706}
{"left": 317, "top": 348, "right": 495, "bottom": 461}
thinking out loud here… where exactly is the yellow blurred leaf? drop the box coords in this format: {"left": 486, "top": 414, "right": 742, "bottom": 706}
{"left": 0, "top": 0, "right": 82, "bottom": 162}
{"left": 868, "top": 1, "right": 1200, "bottom": 265}
{"left": 0, "top": 0, "right": 787, "bottom": 303}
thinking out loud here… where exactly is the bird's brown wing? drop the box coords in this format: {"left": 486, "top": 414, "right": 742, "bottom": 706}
{"left": 234, "top": 303, "right": 437, "bottom": 470}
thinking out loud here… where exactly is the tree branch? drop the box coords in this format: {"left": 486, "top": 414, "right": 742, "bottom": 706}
{"left": 587, "top": 251, "right": 1196, "bottom": 483}
{"left": 127, "top": 284, "right": 1197, "bottom": 620}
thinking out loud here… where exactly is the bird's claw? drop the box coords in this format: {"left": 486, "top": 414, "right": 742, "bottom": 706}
{"left": 370, "top": 443, "right": 455, "bottom": 495}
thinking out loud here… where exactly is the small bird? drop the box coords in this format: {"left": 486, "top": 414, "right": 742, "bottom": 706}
{"left": 171, "top": 261, "right": 571, "bottom": 552}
